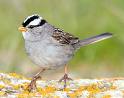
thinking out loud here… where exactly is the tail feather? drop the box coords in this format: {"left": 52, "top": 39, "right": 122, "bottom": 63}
{"left": 77, "top": 32, "right": 112, "bottom": 47}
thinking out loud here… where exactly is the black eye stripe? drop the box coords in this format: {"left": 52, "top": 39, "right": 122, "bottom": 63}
{"left": 22, "top": 15, "right": 39, "bottom": 27}
{"left": 40, "top": 19, "right": 46, "bottom": 26}
{"left": 28, "top": 19, "right": 47, "bottom": 29}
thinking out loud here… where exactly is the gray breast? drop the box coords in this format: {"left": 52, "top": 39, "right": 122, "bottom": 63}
{"left": 25, "top": 38, "right": 75, "bottom": 69}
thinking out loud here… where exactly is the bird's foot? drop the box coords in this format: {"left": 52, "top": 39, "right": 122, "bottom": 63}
{"left": 59, "top": 73, "right": 72, "bottom": 88}
{"left": 27, "top": 75, "right": 41, "bottom": 92}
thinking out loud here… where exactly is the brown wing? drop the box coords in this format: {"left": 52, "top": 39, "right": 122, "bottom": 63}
{"left": 52, "top": 27, "right": 79, "bottom": 45}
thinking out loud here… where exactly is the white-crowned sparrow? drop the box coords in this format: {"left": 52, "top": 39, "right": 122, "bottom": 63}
{"left": 18, "top": 14, "right": 112, "bottom": 91}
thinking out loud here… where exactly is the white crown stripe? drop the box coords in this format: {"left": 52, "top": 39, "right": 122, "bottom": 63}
{"left": 23, "top": 14, "right": 43, "bottom": 25}
{"left": 23, "top": 14, "right": 43, "bottom": 24}
{"left": 28, "top": 18, "right": 41, "bottom": 26}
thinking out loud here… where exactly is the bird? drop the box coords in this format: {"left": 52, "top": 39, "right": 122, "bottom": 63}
{"left": 18, "top": 14, "right": 112, "bottom": 92}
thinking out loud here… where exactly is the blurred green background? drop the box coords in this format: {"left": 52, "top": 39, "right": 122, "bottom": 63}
{"left": 0, "top": 0, "right": 124, "bottom": 79}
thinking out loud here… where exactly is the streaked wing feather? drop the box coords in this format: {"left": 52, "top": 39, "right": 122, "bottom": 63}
{"left": 52, "top": 27, "right": 79, "bottom": 45}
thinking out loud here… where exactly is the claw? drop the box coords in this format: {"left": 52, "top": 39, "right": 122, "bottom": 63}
{"left": 59, "top": 73, "right": 72, "bottom": 88}
{"left": 26, "top": 68, "right": 46, "bottom": 92}
{"left": 27, "top": 75, "right": 41, "bottom": 92}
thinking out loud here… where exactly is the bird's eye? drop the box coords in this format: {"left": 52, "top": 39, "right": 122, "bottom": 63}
{"left": 28, "top": 25, "right": 35, "bottom": 29}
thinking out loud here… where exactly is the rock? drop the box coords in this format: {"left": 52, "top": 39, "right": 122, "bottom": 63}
{"left": 0, "top": 73, "right": 124, "bottom": 98}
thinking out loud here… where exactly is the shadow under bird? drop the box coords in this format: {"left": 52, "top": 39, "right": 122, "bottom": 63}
{"left": 18, "top": 14, "right": 112, "bottom": 91}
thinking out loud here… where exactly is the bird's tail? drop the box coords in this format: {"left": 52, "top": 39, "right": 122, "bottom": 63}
{"left": 76, "top": 32, "right": 112, "bottom": 48}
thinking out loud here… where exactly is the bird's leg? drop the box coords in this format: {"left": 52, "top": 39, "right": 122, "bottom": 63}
{"left": 59, "top": 65, "right": 72, "bottom": 88}
{"left": 27, "top": 68, "right": 46, "bottom": 92}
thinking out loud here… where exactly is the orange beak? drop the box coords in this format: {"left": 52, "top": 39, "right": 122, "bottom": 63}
{"left": 18, "top": 26, "right": 27, "bottom": 32}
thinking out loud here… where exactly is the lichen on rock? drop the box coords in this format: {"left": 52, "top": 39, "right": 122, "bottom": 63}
{"left": 0, "top": 73, "right": 124, "bottom": 98}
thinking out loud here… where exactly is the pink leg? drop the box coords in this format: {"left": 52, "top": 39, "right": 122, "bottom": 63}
{"left": 27, "top": 68, "right": 46, "bottom": 92}
{"left": 59, "top": 65, "right": 72, "bottom": 88}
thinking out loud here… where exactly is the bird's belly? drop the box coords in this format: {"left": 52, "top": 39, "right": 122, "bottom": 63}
{"left": 26, "top": 43, "right": 74, "bottom": 69}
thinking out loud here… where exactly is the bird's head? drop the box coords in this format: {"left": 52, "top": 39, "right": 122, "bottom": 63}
{"left": 18, "top": 14, "right": 47, "bottom": 41}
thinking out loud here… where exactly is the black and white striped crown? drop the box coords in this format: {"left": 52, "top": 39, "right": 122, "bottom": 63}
{"left": 22, "top": 14, "right": 46, "bottom": 28}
